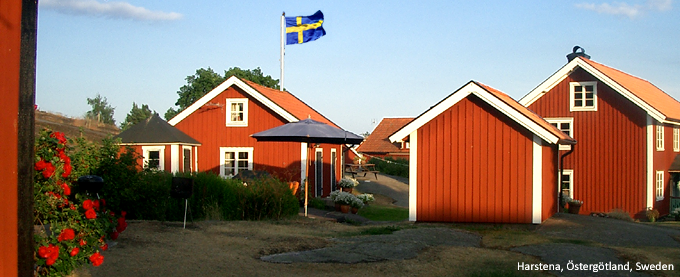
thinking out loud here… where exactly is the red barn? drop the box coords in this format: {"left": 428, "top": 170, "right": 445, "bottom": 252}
{"left": 168, "top": 76, "right": 344, "bottom": 197}
{"left": 390, "top": 81, "right": 575, "bottom": 224}
{"left": 520, "top": 49, "right": 680, "bottom": 218}
{"left": 116, "top": 114, "right": 201, "bottom": 172}
{"left": 357, "top": 117, "right": 413, "bottom": 161}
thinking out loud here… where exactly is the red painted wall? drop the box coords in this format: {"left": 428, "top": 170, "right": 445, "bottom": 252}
{"left": 527, "top": 68, "right": 648, "bottom": 217}
{"left": 416, "top": 95, "right": 540, "bottom": 223}
{"left": 0, "top": 1, "right": 23, "bottom": 275}
{"left": 174, "top": 86, "right": 340, "bottom": 196}
{"left": 542, "top": 145, "right": 559, "bottom": 221}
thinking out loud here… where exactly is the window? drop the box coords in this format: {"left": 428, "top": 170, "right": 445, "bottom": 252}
{"left": 655, "top": 171, "right": 664, "bottom": 201}
{"left": 570, "top": 81, "right": 597, "bottom": 111}
{"left": 315, "top": 148, "right": 323, "bottom": 197}
{"left": 183, "top": 147, "right": 192, "bottom": 173}
{"left": 560, "top": 170, "right": 574, "bottom": 199}
{"left": 674, "top": 127, "right": 679, "bottom": 152}
{"left": 546, "top": 118, "right": 574, "bottom": 150}
{"left": 226, "top": 99, "right": 248, "bottom": 126}
{"left": 142, "top": 146, "right": 165, "bottom": 170}
{"left": 656, "top": 125, "right": 664, "bottom": 151}
{"left": 219, "top": 147, "right": 253, "bottom": 177}
{"left": 330, "top": 149, "right": 337, "bottom": 192}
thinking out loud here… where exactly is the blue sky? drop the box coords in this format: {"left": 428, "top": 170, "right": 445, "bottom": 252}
{"left": 36, "top": 0, "right": 680, "bottom": 134}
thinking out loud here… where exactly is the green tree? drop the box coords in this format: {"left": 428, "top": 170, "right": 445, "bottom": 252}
{"left": 85, "top": 94, "right": 116, "bottom": 125}
{"left": 121, "top": 102, "right": 154, "bottom": 130}
{"left": 165, "top": 67, "right": 280, "bottom": 120}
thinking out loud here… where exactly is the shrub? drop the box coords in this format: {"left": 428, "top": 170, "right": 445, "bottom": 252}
{"left": 368, "top": 157, "right": 408, "bottom": 178}
{"left": 33, "top": 130, "right": 127, "bottom": 276}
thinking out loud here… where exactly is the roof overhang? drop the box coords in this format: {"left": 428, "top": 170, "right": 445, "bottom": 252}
{"left": 168, "top": 76, "right": 298, "bottom": 126}
{"left": 519, "top": 58, "right": 675, "bottom": 125}
{"left": 389, "top": 81, "right": 568, "bottom": 145}
{"left": 118, "top": 142, "right": 201, "bottom": 146}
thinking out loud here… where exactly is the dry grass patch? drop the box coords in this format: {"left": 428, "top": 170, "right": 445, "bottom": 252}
{"left": 614, "top": 246, "right": 680, "bottom": 276}
{"left": 482, "top": 230, "right": 552, "bottom": 249}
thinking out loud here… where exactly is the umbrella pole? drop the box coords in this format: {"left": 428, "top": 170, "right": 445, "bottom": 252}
{"left": 305, "top": 144, "right": 310, "bottom": 217}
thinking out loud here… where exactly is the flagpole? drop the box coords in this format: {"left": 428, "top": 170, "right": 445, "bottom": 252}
{"left": 280, "top": 12, "right": 285, "bottom": 92}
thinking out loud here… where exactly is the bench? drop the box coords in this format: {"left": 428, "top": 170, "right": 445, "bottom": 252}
{"left": 345, "top": 164, "right": 379, "bottom": 180}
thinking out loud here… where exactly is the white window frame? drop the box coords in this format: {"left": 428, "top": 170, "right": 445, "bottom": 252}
{"left": 559, "top": 169, "right": 574, "bottom": 199}
{"left": 219, "top": 147, "right": 253, "bottom": 178}
{"left": 545, "top": 118, "right": 574, "bottom": 151}
{"left": 225, "top": 98, "right": 248, "bottom": 127}
{"left": 142, "top": 146, "right": 165, "bottom": 171}
{"left": 314, "top": 148, "right": 323, "bottom": 197}
{"left": 330, "top": 148, "right": 337, "bottom": 192}
{"left": 673, "top": 127, "right": 679, "bottom": 152}
{"left": 569, "top": 81, "right": 597, "bottom": 111}
{"left": 655, "top": 171, "right": 664, "bottom": 201}
{"left": 182, "top": 146, "right": 192, "bottom": 172}
{"left": 656, "top": 125, "right": 665, "bottom": 151}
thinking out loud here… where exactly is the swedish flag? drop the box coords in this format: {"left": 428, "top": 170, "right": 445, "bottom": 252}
{"left": 285, "top": 10, "right": 326, "bottom": 45}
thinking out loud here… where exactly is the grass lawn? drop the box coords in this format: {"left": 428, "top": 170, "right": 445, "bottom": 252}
{"left": 357, "top": 203, "right": 408, "bottom": 221}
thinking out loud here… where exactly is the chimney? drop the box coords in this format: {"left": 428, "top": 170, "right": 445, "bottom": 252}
{"left": 566, "top": 46, "right": 590, "bottom": 62}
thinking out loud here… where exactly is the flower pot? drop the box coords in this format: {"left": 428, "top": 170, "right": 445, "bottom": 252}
{"left": 340, "top": 204, "right": 350, "bottom": 213}
{"left": 342, "top": 187, "right": 353, "bottom": 193}
{"left": 568, "top": 203, "right": 581, "bottom": 214}
{"left": 351, "top": 207, "right": 358, "bottom": 214}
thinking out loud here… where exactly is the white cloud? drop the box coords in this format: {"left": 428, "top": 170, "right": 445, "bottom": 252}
{"left": 575, "top": 0, "right": 672, "bottom": 19}
{"left": 40, "top": 0, "right": 183, "bottom": 22}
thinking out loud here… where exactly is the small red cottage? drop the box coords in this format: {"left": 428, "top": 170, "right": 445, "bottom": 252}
{"left": 116, "top": 114, "right": 201, "bottom": 172}
{"left": 357, "top": 117, "right": 413, "bottom": 161}
{"left": 520, "top": 48, "right": 680, "bottom": 218}
{"left": 390, "top": 81, "right": 575, "bottom": 224}
{"left": 168, "top": 76, "right": 345, "bottom": 197}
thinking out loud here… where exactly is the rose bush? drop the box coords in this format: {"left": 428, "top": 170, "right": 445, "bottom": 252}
{"left": 33, "top": 129, "right": 128, "bottom": 277}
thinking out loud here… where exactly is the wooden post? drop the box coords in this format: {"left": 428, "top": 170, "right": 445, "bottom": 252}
{"left": 0, "top": 0, "right": 37, "bottom": 275}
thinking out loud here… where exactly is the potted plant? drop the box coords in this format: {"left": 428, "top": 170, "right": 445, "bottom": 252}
{"left": 332, "top": 191, "right": 355, "bottom": 213}
{"left": 567, "top": 199, "right": 583, "bottom": 214}
{"left": 338, "top": 177, "right": 359, "bottom": 193}
{"left": 646, "top": 208, "right": 660, "bottom": 222}
{"left": 671, "top": 208, "right": 680, "bottom": 221}
{"left": 329, "top": 190, "right": 342, "bottom": 211}
{"left": 357, "top": 193, "right": 375, "bottom": 205}
{"left": 349, "top": 195, "right": 364, "bottom": 214}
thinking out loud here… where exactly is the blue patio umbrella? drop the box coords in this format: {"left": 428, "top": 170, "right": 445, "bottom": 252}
{"left": 251, "top": 118, "right": 364, "bottom": 216}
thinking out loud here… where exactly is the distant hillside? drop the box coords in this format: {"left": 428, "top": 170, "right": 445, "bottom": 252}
{"left": 35, "top": 110, "right": 120, "bottom": 142}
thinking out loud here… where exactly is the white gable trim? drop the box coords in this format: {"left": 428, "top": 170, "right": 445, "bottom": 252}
{"left": 389, "top": 82, "right": 561, "bottom": 145}
{"left": 168, "top": 76, "right": 299, "bottom": 126}
{"left": 519, "top": 58, "right": 667, "bottom": 124}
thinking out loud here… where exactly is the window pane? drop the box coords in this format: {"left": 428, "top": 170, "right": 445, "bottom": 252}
{"left": 574, "top": 86, "right": 582, "bottom": 92}
{"left": 574, "top": 92, "right": 583, "bottom": 100}
{"left": 586, "top": 100, "right": 594, "bottom": 106}
{"left": 237, "top": 160, "right": 248, "bottom": 168}
{"left": 550, "top": 123, "right": 557, "bottom": 127}
{"left": 231, "top": 102, "right": 243, "bottom": 112}
{"left": 585, "top": 93, "right": 594, "bottom": 99}
{"left": 238, "top": 152, "right": 248, "bottom": 159}
{"left": 575, "top": 100, "right": 582, "bottom": 107}
{"left": 149, "top": 151, "right": 159, "bottom": 159}
{"left": 225, "top": 152, "right": 234, "bottom": 160}
{"left": 231, "top": 112, "right": 243, "bottom": 122}
{"left": 585, "top": 85, "right": 593, "bottom": 92}
{"left": 560, "top": 123, "right": 570, "bottom": 130}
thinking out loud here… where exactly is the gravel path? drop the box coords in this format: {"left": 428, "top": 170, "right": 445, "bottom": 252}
{"left": 261, "top": 227, "right": 480, "bottom": 264}
{"left": 354, "top": 173, "right": 409, "bottom": 207}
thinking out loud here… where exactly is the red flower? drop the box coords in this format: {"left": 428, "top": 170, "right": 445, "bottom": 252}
{"left": 121, "top": 211, "right": 127, "bottom": 218}
{"left": 41, "top": 162, "right": 55, "bottom": 178}
{"left": 34, "top": 159, "right": 48, "bottom": 171}
{"left": 93, "top": 200, "right": 101, "bottom": 211}
{"left": 70, "top": 247, "right": 80, "bottom": 257}
{"left": 62, "top": 163, "right": 72, "bottom": 178}
{"left": 116, "top": 217, "right": 128, "bottom": 233}
{"left": 110, "top": 231, "right": 119, "bottom": 240}
{"left": 85, "top": 208, "right": 97, "bottom": 219}
{"left": 79, "top": 239, "right": 87, "bottom": 246}
{"left": 38, "top": 244, "right": 59, "bottom": 265}
{"left": 101, "top": 244, "right": 108, "bottom": 251}
{"left": 88, "top": 252, "right": 104, "bottom": 267}
{"left": 100, "top": 199, "right": 106, "bottom": 208}
{"left": 83, "top": 199, "right": 93, "bottom": 210}
{"left": 50, "top": 131, "right": 67, "bottom": 144}
{"left": 60, "top": 182, "right": 71, "bottom": 196}
{"left": 57, "top": 228, "right": 75, "bottom": 242}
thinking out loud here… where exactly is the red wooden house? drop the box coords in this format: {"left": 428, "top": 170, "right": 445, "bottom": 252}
{"left": 390, "top": 81, "right": 575, "bottom": 224}
{"left": 168, "top": 76, "right": 344, "bottom": 197}
{"left": 357, "top": 117, "right": 413, "bottom": 161}
{"left": 520, "top": 49, "right": 680, "bottom": 218}
{"left": 116, "top": 114, "right": 201, "bottom": 172}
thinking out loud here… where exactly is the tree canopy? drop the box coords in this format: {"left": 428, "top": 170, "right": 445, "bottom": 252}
{"left": 165, "top": 67, "right": 280, "bottom": 120}
{"left": 121, "top": 102, "right": 154, "bottom": 130}
{"left": 85, "top": 94, "right": 116, "bottom": 125}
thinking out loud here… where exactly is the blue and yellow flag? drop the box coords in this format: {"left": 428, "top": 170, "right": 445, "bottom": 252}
{"left": 285, "top": 10, "right": 326, "bottom": 45}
